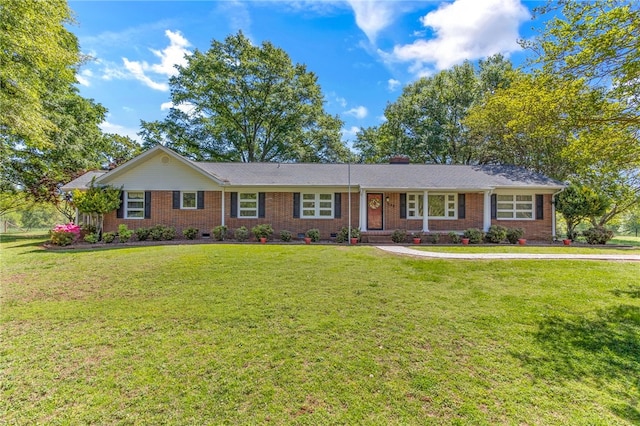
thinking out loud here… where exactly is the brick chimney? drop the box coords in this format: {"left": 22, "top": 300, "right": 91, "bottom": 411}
{"left": 389, "top": 156, "right": 410, "bottom": 164}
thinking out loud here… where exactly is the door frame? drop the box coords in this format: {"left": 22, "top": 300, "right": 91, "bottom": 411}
{"left": 366, "top": 192, "right": 384, "bottom": 230}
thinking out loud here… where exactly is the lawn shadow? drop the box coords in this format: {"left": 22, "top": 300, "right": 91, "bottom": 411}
{"left": 0, "top": 234, "right": 49, "bottom": 248}
{"left": 516, "top": 303, "right": 640, "bottom": 424}
{"left": 611, "top": 285, "right": 640, "bottom": 298}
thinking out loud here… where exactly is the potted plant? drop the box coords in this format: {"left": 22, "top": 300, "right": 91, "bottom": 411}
{"left": 463, "top": 228, "right": 484, "bottom": 244}
{"left": 305, "top": 228, "right": 320, "bottom": 244}
{"left": 411, "top": 232, "right": 422, "bottom": 244}
{"left": 336, "top": 226, "right": 360, "bottom": 244}
{"left": 506, "top": 227, "right": 524, "bottom": 244}
{"left": 252, "top": 224, "right": 273, "bottom": 243}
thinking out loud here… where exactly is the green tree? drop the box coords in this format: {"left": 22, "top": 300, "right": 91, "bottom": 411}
{"left": 555, "top": 184, "right": 609, "bottom": 240}
{"left": 72, "top": 179, "right": 121, "bottom": 237}
{"left": 141, "top": 31, "right": 348, "bottom": 163}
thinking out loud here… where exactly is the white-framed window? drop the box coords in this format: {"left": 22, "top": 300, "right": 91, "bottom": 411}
{"left": 125, "top": 191, "right": 145, "bottom": 219}
{"left": 407, "top": 193, "right": 457, "bottom": 219}
{"left": 238, "top": 192, "right": 258, "bottom": 218}
{"left": 181, "top": 191, "right": 197, "bottom": 209}
{"left": 302, "top": 193, "right": 334, "bottom": 218}
{"left": 497, "top": 194, "right": 534, "bottom": 219}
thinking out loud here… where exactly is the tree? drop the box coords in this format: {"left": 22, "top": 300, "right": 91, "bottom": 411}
{"left": 72, "top": 179, "right": 121, "bottom": 236}
{"left": 555, "top": 184, "right": 609, "bottom": 240}
{"left": 141, "top": 31, "right": 348, "bottom": 163}
{"left": 0, "top": 0, "right": 80, "bottom": 147}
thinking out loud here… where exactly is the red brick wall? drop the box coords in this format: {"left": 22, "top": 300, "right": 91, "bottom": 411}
{"left": 490, "top": 193, "right": 554, "bottom": 241}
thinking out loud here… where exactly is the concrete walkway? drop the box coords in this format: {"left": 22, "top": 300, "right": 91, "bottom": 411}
{"left": 377, "top": 245, "right": 640, "bottom": 262}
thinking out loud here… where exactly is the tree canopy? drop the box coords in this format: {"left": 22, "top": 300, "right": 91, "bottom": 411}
{"left": 141, "top": 31, "right": 350, "bottom": 163}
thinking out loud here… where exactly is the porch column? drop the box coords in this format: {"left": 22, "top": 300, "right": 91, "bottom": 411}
{"left": 360, "top": 189, "right": 367, "bottom": 231}
{"left": 422, "top": 191, "right": 429, "bottom": 233}
{"left": 483, "top": 190, "right": 492, "bottom": 232}
{"left": 221, "top": 188, "right": 225, "bottom": 227}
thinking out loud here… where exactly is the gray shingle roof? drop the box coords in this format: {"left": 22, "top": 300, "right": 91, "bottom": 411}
{"left": 60, "top": 171, "right": 107, "bottom": 191}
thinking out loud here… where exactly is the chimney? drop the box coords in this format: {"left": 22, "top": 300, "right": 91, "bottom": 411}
{"left": 389, "top": 156, "right": 410, "bottom": 165}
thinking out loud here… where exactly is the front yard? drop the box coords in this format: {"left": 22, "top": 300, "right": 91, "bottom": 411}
{"left": 1, "top": 234, "right": 639, "bottom": 424}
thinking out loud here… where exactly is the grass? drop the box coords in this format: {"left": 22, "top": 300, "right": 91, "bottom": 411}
{"left": 611, "top": 235, "right": 640, "bottom": 247}
{"left": 413, "top": 245, "right": 639, "bottom": 255}
{"left": 2, "top": 235, "right": 640, "bottom": 424}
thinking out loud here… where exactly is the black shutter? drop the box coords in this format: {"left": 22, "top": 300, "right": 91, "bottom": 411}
{"left": 400, "top": 193, "right": 407, "bottom": 219}
{"left": 458, "top": 193, "right": 466, "bottom": 219}
{"left": 334, "top": 193, "right": 342, "bottom": 219}
{"left": 116, "top": 191, "right": 124, "bottom": 218}
{"left": 491, "top": 194, "right": 497, "bottom": 219}
{"left": 197, "top": 191, "right": 205, "bottom": 210}
{"left": 258, "top": 192, "right": 266, "bottom": 218}
{"left": 536, "top": 194, "right": 544, "bottom": 220}
{"left": 172, "top": 191, "right": 180, "bottom": 209}
{"left": 144, "top": 191, "right": 151, "bottom": 219}
{"left": 293, "top": 193, "right": 300, "bottom": 218}
{"left": 230, "top": 192, "right": 238, "bottom": 218}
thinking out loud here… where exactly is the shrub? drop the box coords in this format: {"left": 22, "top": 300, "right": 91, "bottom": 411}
{"left": 448, "top": 231, "right": 461, "bottom": 244}
{"left": 234, "top": 226, "right": 249, "bottom": 242}
{"left": 183, "top": 227, "right": 199, "bottom": 240}
{"left": 429, "top": 233, "right": 440, "bottom": 244}
{"left": 251, "top": 224, "right": 274, "bottom": 240}
{"left": 582, "top": 226, "right": 614, "bottom": 245}
{"left": 484, "top": 225, "right": 508, "bottom": 243}
{"left": 149, "top": 225, "right": 176, "bottom": 241}
{"left": 84, "top": 233, "right": 99, "bottom": 244}
{"left": 280, "top": 230, "right": 293, "bottom": 242}
{"left": 391, "top": 229, "right": 407, "bottom": 243}
{"left": 506, "top": 228, "right": 525, "bottom": 244}
{"left": 118, "top": 224, "right": 133, "bottom": 243}
{"left": 102, "top": 232, "right": 116, "bottom": 243}
{"left": 135, "top": 227, "right": 150, "bottom": 241}
{"left": 49, "top": 223, "right": 81, "bottom": 246}
{"left": 212, "top": 225, "right": 228, "bottom": 241}
{"left": 305, "top": 228, "right": 321, "bottom": 242}
{"left": 162, "top": 226, "right": 176, "bottom": 241}
{"left": 336, "top": 226, "right": 360, "bottom": 243}
{"left": 80, "top": 223, "right": 97, "bottom": 239}
{"left": 463, "top": 228, "right": 484, "bottom": 244}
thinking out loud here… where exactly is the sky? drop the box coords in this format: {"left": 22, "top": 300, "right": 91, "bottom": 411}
{"left": 69, "top": 0, "right": 545, "bottom": 146}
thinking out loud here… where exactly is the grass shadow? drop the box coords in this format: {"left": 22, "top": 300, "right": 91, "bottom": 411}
{"left": 516, "top": 304, "right": 640, "bottom": 424}
{"left": 611, "top": 286, "right": 640, "bottom": 298}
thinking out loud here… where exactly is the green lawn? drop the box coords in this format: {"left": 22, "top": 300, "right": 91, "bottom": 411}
{"left": 2, "top": 235, "right": 640, "bottom": 424}
{"left": 414, "top": 245, "right": 639, "bottom": 255}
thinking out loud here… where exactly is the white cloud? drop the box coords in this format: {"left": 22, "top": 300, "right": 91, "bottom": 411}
{"left": 216, "top": 0, "right": 252, "bottom": 35}
{"left": 160, "top": 101, "right": 196, "bottom": 115}
{"left": 388, "top": 0, "right": 530, "bottom": 75}
{"left": 387, "top": 78, "right": 401, "bottom": 92}
{"left": 100, "top": 121, "right": 141, "bottom": 142}
{"left": 345, "top": 0, "right": 402, "bottom": 43}
{"left": 122, "top": 29, "right": 191, "bottom": 91}
{"left": 342, "top": 126, "right": 361, "bottom": 140}
{"left": 345, "top": 106, "right": 368, "bottom": 119}
{"left": 76, "top": 69, "right": 93, "bottom": 87}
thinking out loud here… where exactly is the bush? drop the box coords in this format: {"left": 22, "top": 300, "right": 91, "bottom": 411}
{"left": 448, "top": 231, "right": 461, "bottom": 244}
{"left": 305, "top": 228, "right": 321, "bottom": 242}
{"left": 234, "top": 226, "right": 249, "bottom": 242}
{"left": 212, "top": 225, "right": 228, "bottom": 241}
{"left": 102, "top": 232, "right": 116, "bottom": 243}
{"left": 251, "top": 224, "right": 274, "bottom": 240}
{"left": 135, "top": 227, "right": 150, "bottom": 241}
{"left": 80, "top": 223, "right": 97, "bottom": 239}
{"left": 118, "top": 224, "right": 133, "bottom": 243}
{"left": 280, "top": 230, "right": 293, "bottom": 242}
{"left": 336, "top": 226, "right": 360, "bottom": 243}
{"left": 149, "top": 225, "right": 176, "bottom": 241}
{"left": 49, "top": 223, "right": 81, "bottom": 246}
{"left": 183, "top": 227, "right": 199, "bottom": 240}
{"left": 463, "top": 228, "right": 484, "bottom": 244}
{"left": 82, "top": 233, "right": 98, "bottom": 243}
{"left": 429, "top": 233, "right": 440, "bottom": 244}
{"left": 391, "top": 229, "right": 407, "bottom": 243}
{"left": 506, "top": 228, "right": 525, "bottom": 244}
{"left": 484, "top": 225, "right": 508, "bottom": 243}
{"left": 582, "top": 226, "right": 614, "bottom": 245}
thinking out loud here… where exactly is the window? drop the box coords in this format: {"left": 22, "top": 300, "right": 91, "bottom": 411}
{"left": 125, "top": 191, "right": 145, "bottom": 219}
{"left": 239, "top": 193, "right": 258, "bottom": 218}
{"left": 497, "top": 194, "right": 533, "bottom": 219}
{"left": 407, "top": 193, "right": 457, "bottom": 219}
{"left": 181, "top": 191, "right": 197, "bottom": 209}
{"left": 301, "top": 193, "right": 333, "bottom": 218}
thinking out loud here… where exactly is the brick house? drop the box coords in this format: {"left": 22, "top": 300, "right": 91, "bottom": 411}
{"left": 62, "top": 145, "right": 565, "bottom": 241}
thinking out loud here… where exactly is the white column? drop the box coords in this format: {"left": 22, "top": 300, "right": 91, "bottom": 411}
{"left": 483, "top": 191, "right": 492, "bottom": 232}
{"left": 221, "top": 188, "right": 225, "bottom": 227}
{"left": 360, "top": 189, "right": 367, "bottom": 231}
{"left": 422, "top": 191, "right": 429, "bottom": 233}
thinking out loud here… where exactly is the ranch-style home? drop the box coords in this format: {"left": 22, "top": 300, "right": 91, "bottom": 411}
{"left": 62, "top": 145, "right": 565, "bottom": 241}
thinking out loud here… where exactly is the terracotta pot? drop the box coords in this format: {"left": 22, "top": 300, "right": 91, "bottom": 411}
{"left": 260, "top": 237, "right": 267, "bottom": 244}
{"left": 304, "top": 237, "right": 312, "bottom": 244}
{"left": 461, "top": 238, "right": 470, "bottom": 245}
{"left": 518, "top": 238, "right": 526, "bottom": 245}
{"left": 563, "top": 239, "right": 571, "bottom": 246}
{"left": 350, "top": 238, "right": 359, "bottom": 245}
{"left": 413, "top": 238, "right": 421, "bottom": 244}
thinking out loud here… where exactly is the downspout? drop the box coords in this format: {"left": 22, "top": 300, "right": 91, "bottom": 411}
{"left": 483, "top": 189, "right": 494, "bottom": 232}
{"left": 551, "top": 187, "right": 565, "bottom": 241}
{"left": 221, "top": 187, "right": 225, "bottom": 227}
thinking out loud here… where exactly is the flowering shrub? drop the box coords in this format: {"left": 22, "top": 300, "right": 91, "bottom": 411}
{"left": 50, "top": 223, "right": 81, "bottom": 246}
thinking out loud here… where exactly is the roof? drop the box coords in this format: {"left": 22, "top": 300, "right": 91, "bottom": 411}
{"left": 61, "top": 145, "right": 564, "bottom": 191}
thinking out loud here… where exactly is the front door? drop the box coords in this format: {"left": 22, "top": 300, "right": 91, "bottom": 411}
{"left": 367, "top": 193, "right": 383, "bottom": 230}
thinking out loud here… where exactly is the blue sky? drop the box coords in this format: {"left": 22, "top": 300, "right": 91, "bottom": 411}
{"left": 69, "top": 0, "right": 543, "bottom": 145}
